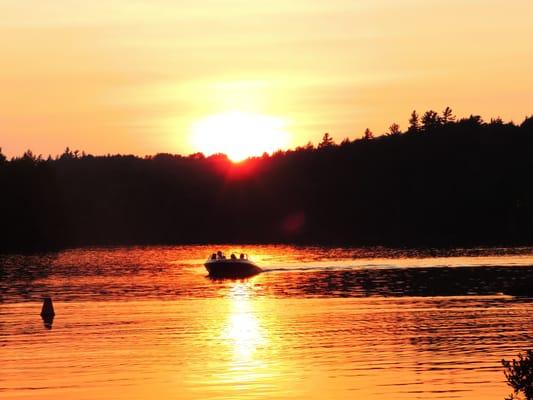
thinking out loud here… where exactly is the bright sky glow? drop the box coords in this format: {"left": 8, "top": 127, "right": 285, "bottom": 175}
{"left": 190, "top": 111, "right": 289, "bottom": 161}
{"left": 1, "top": 0, "right": 532, "bottom": 157}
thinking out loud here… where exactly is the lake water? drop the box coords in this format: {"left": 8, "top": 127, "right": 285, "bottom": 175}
{"left": 1, "top": 245, "right": 533, "bottom": 399}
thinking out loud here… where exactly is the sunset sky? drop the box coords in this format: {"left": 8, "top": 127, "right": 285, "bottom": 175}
{"left": 1, "top": 0, "right": 532, "bottom": 158}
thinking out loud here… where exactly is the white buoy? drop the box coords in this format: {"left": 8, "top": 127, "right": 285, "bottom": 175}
{"left": 40, "top": 297, "right": 55, "bottom": 317}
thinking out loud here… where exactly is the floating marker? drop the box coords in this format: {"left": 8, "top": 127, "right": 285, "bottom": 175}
{"left": 40, "top": 297, "right": 55, "bottom": 317}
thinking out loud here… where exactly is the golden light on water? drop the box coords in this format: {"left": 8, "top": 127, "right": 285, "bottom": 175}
{"left": 4, "top": 247, "right": 533, "bottom": 400}
{"left": 223, "top": 283, "right": 265, "bottom": 360}
{"left": 190, "top": 111, "right": 290, "bottom": 162}
{"left": 218, "top": 282, "right": 271, "bottom": 390}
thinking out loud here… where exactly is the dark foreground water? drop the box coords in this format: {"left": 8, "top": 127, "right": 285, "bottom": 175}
{"left": 1, "top": 245, "right": 533, "bottom": 399}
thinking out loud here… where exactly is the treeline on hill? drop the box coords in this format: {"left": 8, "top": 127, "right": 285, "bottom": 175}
{"left": 1, "top": 108, "right": 533, "bottom": 253}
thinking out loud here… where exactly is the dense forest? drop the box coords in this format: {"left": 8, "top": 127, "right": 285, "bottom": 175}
{"left": 1, "top": 108, "right": 533, "bottom": 253}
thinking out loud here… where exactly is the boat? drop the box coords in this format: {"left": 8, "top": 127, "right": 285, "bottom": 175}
{"left": 204, "top": 252, "right": 262, "bottom": 278}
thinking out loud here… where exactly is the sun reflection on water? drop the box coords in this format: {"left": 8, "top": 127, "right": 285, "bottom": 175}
{"left": 4, "top": 246, "right": 533, "bottom": 400}
{"left": 223, "top": 284, "right": 266, "bottom": 361}
{"left": 213, "top": 281, "right": 277, "bottom": 393}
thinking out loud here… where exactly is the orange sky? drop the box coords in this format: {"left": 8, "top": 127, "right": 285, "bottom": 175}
{"left": 1, "top": 0, "right": 532, "bottom": 158}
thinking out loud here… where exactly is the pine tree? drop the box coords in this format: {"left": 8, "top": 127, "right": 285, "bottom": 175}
{"left": 363, "top": 128, "right": 374, "bottom": 140}
{"left": 408, "top": 110, "right": 420, "bottom": 133}
{"left": 318, "top": 133, "right": 335, "bottom": 148}
{"left": 422, "top": 110, "right": 440, "bottom": 131}
{"left": 387, "top": 123, "right": 401, "bottom": 136}
{"left": 441, "top": 106, "right": 456, "bottom": 124}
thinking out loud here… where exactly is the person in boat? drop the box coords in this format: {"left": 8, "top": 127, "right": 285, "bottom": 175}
{"left": 240, "top": 253, "right": 245, "bottom": 260}
{"left": 211, "top": 253, "right": 217, "bottom": 260}
{"left": 217, "top": 251, "right": 223, "bottom": 259}
{"left": 230, "top": 253, "right": 237, "bottom": 260}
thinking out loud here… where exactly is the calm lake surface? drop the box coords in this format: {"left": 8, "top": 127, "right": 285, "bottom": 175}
{"left": 1, "top": 245, "right": 533, "bottom": 399}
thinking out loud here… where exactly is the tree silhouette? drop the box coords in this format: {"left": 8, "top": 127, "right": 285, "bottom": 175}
{"left": 60, "top": 147, "right": 76, "bottom": 160}
{"left": 318, "top": 132, "right": 335, "bottom": 148}
{"left": 422, "top": 110, "right": 440, "bottom": 131}
{"left": 459, "top": 114, "right": 484, "bottom": 127}
{"left": 408, "top": 110, "right": 420, "bottom": 133}
{"left": 521, "top": 116, "right": 533, "bottom": 130}
{"left": 387, "top": 123, "right": 401, "bottom": 136}
{"left": 1, "top": 108, "right": 533, "bottom": 252}
{"left": 363, "top": 128, "right": 374, "bottom": 140}
{"left": 502, "top": 350, "right": 533, "bottom": 400}
{"left": 490, "top": 117, "right": 504, "bottom": 126}
{"left": 21, "top": 150, "right": 39, "bottom": 163}
{"left": 440, "top": 106, "right": 456, "bottom": 124}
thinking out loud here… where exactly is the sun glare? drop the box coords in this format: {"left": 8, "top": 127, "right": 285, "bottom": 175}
{"left": 190, "top": 111, "right": 290, "bottom": 162}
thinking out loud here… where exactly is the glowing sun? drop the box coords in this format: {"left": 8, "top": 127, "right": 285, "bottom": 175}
{"left": 190, "top": 111, "right": 290, "bottom": 162}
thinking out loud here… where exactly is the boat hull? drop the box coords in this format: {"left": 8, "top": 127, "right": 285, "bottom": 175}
{"left": 205, "top": 260, "right": 262, "bottom": 278}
